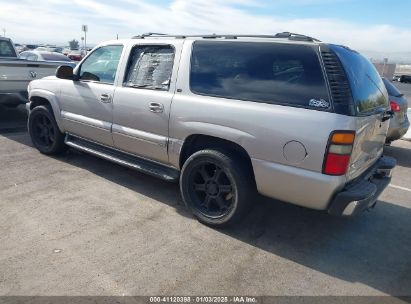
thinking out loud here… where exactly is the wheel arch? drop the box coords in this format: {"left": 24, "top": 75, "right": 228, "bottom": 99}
{"left": 179, "top": 134, "right": 255, "bottom": 181}
{"left": 29, "top": 89, "right": 64, "bottom": 132}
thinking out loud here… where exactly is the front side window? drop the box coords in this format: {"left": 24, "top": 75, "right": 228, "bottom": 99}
{"left": 79, "top": 45, "right": 123, "bottom": 84}
{"left": 190, "top": 41, "right": 329, "bottom": 108}
{"left": 124, "top": 45, "right": 175, "bottom": 91}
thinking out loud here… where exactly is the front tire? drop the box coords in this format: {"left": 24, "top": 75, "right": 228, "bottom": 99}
{"left": 180, "top": 149, "right": 254, "bottom": 227}
{"left": 28, "top": 105, "right": 67, "bottom": 155}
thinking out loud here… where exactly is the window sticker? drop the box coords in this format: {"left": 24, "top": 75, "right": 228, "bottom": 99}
{"left": 309, "top": 98, "right": 330, "bottom": 108}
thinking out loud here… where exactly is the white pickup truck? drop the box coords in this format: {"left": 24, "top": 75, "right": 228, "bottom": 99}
{"left": 0, "top": 37, "right": 74, "bottom": 107}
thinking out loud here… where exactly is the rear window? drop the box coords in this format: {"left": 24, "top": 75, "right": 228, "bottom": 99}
{"left": 0, "top": 40, "right": 17, "bottom": 57}
{"left": 190, "top": 41, "right": 330, "bottom": 109}
{"left": 331, "top": 45, "right": 388, "bottom": 114}
{"left": 382, "top": 78, "right": 402, "bottom": 97}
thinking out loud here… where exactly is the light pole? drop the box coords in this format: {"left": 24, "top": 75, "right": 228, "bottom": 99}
{"left": 82, "top": 25, "right": 88, "bottom": 52}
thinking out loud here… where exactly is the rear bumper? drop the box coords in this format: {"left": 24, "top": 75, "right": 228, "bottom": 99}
{"left": 328, "top": 156, "right": 396, "bottom": 216}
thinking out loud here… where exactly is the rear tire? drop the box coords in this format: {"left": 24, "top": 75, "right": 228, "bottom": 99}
{"left": 28, "top": 105, "right": 67, "bottom": 155}
{"left": 180, "top": 149, "right": 254, "bottom": 227}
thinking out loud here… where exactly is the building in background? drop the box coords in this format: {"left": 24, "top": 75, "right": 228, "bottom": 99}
{"left": 395, "top": 65, "right": 411, "bottom": 76}
{"left": 372, "top": 58, "right": 396, "bottom": 80}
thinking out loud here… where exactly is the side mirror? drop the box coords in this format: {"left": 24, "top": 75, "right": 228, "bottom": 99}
{"left": 56, "top": 65, "right": 75, "bottom": 80}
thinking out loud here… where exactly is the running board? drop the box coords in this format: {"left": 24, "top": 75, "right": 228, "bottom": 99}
{"left": 65, "top": 135, "right": 179, "bottom": 182}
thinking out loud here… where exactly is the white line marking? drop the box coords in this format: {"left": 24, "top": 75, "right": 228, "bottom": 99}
{"left": 389, "top": 184, "right": 411, "bottom": 193}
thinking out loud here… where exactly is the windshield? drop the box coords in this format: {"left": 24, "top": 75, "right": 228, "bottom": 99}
{"left": 331, "top": 45, "right": 388, "bottom": 115}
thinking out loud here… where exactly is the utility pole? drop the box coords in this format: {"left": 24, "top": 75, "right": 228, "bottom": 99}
{"left": 2, "top": 28, "right": 5, "bottom": 37}
{"left": 82, "top": 25, "right": 88, "bottom": 52}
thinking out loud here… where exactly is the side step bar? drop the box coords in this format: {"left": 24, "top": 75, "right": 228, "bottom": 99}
{"left": 65, "top": 135, "right": 179, "bottom": 182}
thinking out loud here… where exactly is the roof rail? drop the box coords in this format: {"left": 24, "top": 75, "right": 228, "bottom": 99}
{"left": 131, "top": 33, "right": 321, "bottom": 42}
{"left": 274, "top": 32, "right": 321, "bottom": 42}
{"left": 132, "top": 32, "right": 168, "bottom": 38}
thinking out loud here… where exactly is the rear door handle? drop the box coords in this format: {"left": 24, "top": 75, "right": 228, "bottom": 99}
{"left": 149, "top": 102, "right": 164, "bottom": 113}
{"left": 100, "top": 93, "right": 112, "bottom": 103}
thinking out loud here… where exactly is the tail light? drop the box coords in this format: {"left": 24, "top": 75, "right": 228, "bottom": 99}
{"left": 390, "top": 100, "right": 401, "bottom": 112}
{"left": 323, "top": 131, "right": 355, "bottom": 176}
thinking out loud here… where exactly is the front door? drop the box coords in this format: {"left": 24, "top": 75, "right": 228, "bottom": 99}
{"left": 112, "top": 42, "right": 183, "bottom": 164}
{"left": 59, "top": 44, "right": 124, "bottom": 147}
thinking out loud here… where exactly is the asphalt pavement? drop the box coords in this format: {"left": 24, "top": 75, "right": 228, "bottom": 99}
{"left": 394, "top": 82, "right": 411, "bottom": 107}
{"left": 0, "top": 104, "right": 410, "bottom": 298}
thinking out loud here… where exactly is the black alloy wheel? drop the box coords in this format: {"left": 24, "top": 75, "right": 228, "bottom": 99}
{"left": 180, "top": 149, "right": 253, "bottom": 227}
{"left": 188, "top": 161, "right": 236, "bottom": 219}
{"left": 28, "top": 105, "right": 67, "bottom": 155}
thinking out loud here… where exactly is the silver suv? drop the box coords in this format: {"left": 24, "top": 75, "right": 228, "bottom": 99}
{"left": 27, "top": 33, "right": 396, "bottom": 227}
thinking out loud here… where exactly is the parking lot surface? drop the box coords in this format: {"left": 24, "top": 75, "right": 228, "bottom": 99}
{"left": 395, "top": 82, "right": 411, "bottom": 107}
{"left": 0, "top": 103, "right": 410, "bottom": 297}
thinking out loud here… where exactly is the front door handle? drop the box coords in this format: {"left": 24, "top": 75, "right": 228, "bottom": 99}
{"left": 100, "top": 93, "right": 112, "bottom": 103}
{"left": 149, "top": 102, "right": 164, "bottom": 113}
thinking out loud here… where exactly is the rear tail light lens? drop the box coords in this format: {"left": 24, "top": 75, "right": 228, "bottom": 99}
{"left": 323, "top": 131, "right": 355, "bottom": 176}
{"left": 390, "top": 100, "right": 401, "bottom": 112}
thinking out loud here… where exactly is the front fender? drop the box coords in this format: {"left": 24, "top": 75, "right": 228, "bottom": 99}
{"left": 28, "top": 89, "right": 65, "bottom": 132}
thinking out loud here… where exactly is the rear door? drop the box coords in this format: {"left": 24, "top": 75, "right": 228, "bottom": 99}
{"left": 331, "top": 45, "right": 390, "bottom": 180}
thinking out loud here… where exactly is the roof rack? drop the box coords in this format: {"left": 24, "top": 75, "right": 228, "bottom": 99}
{"left": 273, "top": 32, "right": 321, "bottom": 42}
{"left": 132, "top": 32, "right": 321, "bottom": 42}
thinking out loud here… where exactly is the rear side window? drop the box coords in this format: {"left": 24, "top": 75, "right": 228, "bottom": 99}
{"left": 124, "top": 45, "right": 175, "bottom": 91}
{"left": 331, "top": 45, "right": 388, "bottom": 114}
{"left": 190, "top": 41, "right": 330, "bottom": 109}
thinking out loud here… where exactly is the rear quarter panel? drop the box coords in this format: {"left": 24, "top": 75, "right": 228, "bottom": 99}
{"left": 169, "top": 40, "right": 356, "bottom": 209}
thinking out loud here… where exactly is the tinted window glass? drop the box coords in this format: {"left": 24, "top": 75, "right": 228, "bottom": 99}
{"left": 79, "top": 45, "right": 123, "bottom": 84}
{"left": 190, "top": 41, "right": 329, "bottom": 108}
{"left": 0, "top": 40, "right": 17, "bottom": 57}
{"left": 382, "top": 78, "right": 402, "bottom": 97}
{"left": 124, "top": 45, "right": 174, "bottom": 91}
{"left": 331, "top": 45, "right": 388, "bottom": 114}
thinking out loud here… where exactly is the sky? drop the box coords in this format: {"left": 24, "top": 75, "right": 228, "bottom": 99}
{"left": 1, "top": 0, "right": 411, "bottom": 58}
